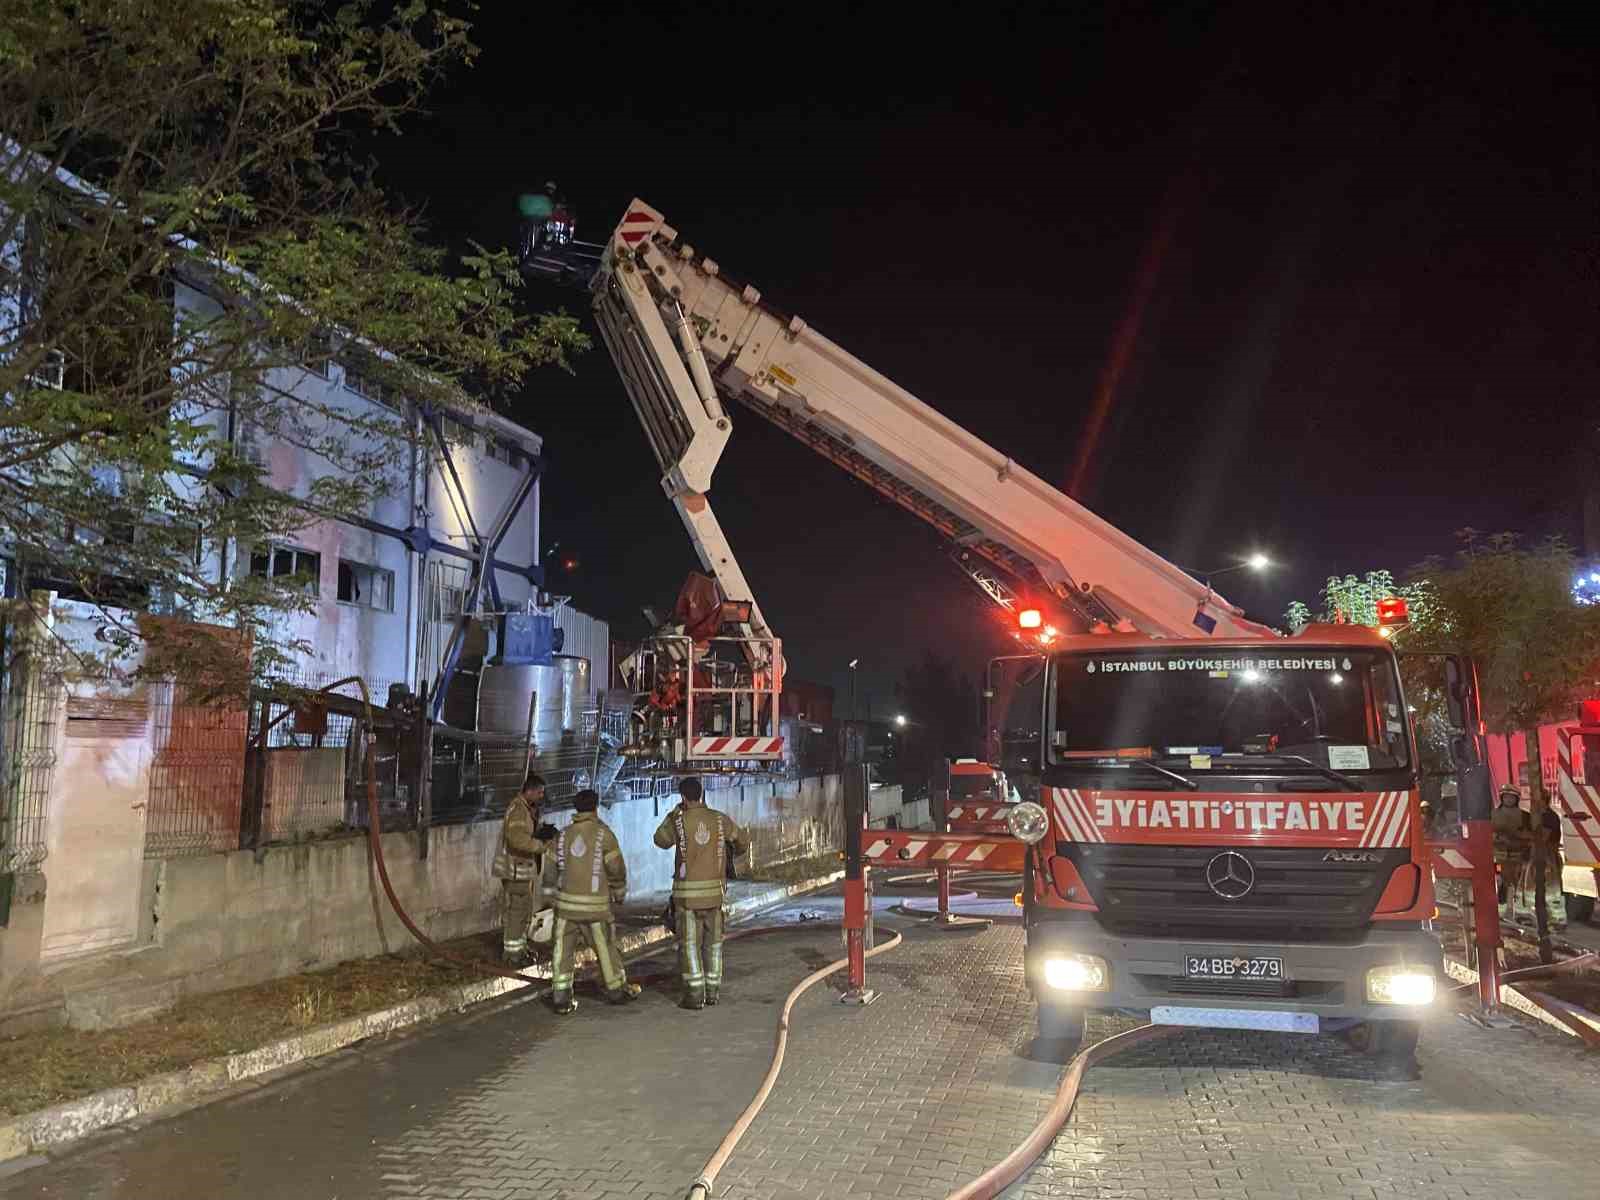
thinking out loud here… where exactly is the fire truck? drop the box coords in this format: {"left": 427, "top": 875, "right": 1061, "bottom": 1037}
{"left": 523, "top": 199, "right": 1497, "bottom": 1062}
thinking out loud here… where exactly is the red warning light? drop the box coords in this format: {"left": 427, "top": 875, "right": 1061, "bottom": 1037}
{"left": 1376, "top": 597, "right": 1408, "bottom": 627}
{"left": 1018, "top": 608, "right": 1043, "bottom": 630}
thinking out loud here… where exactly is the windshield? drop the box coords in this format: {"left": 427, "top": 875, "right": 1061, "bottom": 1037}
{"left": 1052, "top": 649, "right": 1410, "bottom": 772}
{"left": 950, "top": 774, "right": 996, "bottom": 799}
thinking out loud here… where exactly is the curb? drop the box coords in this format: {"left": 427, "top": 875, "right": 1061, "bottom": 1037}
{"left": 0, "top": 869, "right": 843, "bottom": 1166}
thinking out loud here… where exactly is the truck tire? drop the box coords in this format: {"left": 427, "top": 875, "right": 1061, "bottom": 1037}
{"left": 1342, "top": 1019, "right": 1420, "bottom": 1065}
{"left": 1037, "top": 1001, "right": 1085, "bottom": 1047}
{"left": 1564, "top": 892, "right": 1596, "bottom": 923}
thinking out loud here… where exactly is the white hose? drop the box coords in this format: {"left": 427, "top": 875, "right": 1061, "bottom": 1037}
{"left": 685, "top": 929, "right": 905, "bottom": 1199}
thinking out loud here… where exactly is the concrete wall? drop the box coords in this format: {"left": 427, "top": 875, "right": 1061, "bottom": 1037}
{"left": 559, "top": 773, "right": 846, "bottom": 898}
{"left": 0, "top": 772, "right": 847, "bottom": 1033}
{"left": 0, "top": 822, "right": 498, "bottom": 1034}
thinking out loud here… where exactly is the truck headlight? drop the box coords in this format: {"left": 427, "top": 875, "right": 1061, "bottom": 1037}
{"left": 1006, "top": 801, "right": 1049, "bottom": 844}
{"left": 1366, "top": 964, "right": 1436, "bottom": 1006}
{"left": 1043, "top": 954, "right": 1109, "bottom": 992}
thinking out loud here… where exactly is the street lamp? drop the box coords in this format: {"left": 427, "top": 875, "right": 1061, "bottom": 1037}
{"left": 1181, "top": 553, "right": 1273, "bottom": 585}
{"left": 848, "top": 658, "right": 859, "bottom": 720}
{"left": 895, "top": 713, "right": 907, "bottom": 727}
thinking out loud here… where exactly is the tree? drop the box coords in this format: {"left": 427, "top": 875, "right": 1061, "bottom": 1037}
{"left": 892, "top": 651, "right": 978, "bottom": 797}
{"left": 1283, "top": 569, "right": 1434, "bottom": 632}
{"left": 1403, "top": 533, "right": 1600, "bottom": 961}
{"left": 1, "top": 1, "right": 587, "bottom": 694}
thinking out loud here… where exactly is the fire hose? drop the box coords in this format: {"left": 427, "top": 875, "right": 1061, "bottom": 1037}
{"left": 333, "top": 678, "right": 1167, "bottom": 1200}
{"left": 683, "top": 929, "right": 905, "bottom": 1200}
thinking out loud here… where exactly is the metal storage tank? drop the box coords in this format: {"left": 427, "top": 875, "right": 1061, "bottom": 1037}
{"left": 557, "top": 654, "right": 591, "bottom": 734}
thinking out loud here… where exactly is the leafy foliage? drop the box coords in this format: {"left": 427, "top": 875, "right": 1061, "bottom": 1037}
{"left": 1400, "top": 532, "right": 1600, "bottom": 734}
{"left": 1282, "top": 569, "right": 1434, "bottom": 632}
{"left": 1, "top": 1, "right": 588, "bottom": 694}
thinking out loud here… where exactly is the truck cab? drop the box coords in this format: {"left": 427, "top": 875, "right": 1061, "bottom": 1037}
{"left": 947, "top": 758, "right": 1015, "bottom": 826}
{"left": 1019, "top": 624, "right": 1439, "bottom": 1060}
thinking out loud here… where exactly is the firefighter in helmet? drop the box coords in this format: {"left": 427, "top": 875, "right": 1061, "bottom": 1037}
{"left": 493, "top": 773, "right": 557, "bottom": 965}
{"left": 654, "top": 777, "right": 750, "bottom": 1009}
{"left": 542, "top": 788, "right": 641, "bottom": 1014}
{"left": 1491, "top": 785, "right": 1527, "bottom": 909}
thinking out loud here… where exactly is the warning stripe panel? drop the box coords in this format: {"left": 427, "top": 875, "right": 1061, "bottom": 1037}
{"left": 1066, "top": 789, "right": 1104, "bottom": 843}
{"left": 860, "top": 834, "right": 1016, "bottom": 867}
{"left": 689, "top": 736, "right": 784, "bottom": 758}
{"left": 1554, "top": 735, "right": 1600, "bottom": 863}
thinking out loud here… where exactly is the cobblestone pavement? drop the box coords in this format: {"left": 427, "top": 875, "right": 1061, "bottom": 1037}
{"left": 3, "top": 899, "right": 1593, "bottom": 1200}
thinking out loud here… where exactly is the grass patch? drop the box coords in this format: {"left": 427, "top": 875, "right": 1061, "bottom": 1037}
{"left": 0, "top": 932, "right": 504, "bottom": 1119}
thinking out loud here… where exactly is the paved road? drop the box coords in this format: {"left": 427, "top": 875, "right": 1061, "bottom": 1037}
{"left": 3, "top": 893, "right": 1593, "bottom": 1200}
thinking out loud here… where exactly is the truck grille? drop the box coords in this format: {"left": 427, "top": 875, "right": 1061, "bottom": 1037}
{"left": 1143, "top": 975, "right": 1298, "bottom": 1000}
{"left": 1061, "top": 842, "right": 1408, "bottom": 939}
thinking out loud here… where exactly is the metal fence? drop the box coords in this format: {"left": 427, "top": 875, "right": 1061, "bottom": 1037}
{"left": 0, "top": 621, "right": 63, "bottom": 875}
{"left": 143, "top": 683, "right": 248, "bottom": 858}
{"left": 246, "top": 671, "right": 410, "bottom": 844}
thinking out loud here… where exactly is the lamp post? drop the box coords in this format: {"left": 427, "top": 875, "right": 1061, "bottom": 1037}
{"left": 848, "top": 658, "right": 859, "bottom": 720}
{"left": 1181, "top": 552, "right": 1272, "bottom": 585}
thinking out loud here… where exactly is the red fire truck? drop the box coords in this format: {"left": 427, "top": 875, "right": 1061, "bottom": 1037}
{"left": 1015, "top": 623, "right": 1441, "bottom": 1059}
{"left": 523, "top": 198, "right": 1499, "bottom": 1064}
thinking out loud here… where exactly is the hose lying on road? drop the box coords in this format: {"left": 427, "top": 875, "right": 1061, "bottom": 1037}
{"left": 685, "top": 929, "right": 906, "bottom": 1200}
{"left": 939, "top": 1022, "right": 1176, "bottom": 1200}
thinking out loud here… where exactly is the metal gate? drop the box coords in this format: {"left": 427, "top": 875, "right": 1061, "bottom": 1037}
{"left": 144, "top": 682, "right": 248, "bottom": 857}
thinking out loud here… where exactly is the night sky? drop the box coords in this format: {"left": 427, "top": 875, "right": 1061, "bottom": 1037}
{"left": 373, "top": 3, "right": 1595, "bottom": 706}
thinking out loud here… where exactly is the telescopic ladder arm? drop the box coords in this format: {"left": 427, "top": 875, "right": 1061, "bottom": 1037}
{"left": 595, "top": 201, "right": 1273, "bottom": 641}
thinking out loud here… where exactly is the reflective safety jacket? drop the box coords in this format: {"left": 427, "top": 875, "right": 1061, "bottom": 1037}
{"left": 543, "top": 813, "right": 627, "bottom": 920}
{"left": 492, "top": 795, "right": 545, "bottom": 882}
{"left": 654, "top": 802, "right": 750, "bottom": 910}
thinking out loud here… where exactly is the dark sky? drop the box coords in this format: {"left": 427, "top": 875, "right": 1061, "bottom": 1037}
{"left": 374, "top": 2, "right": 1595, "bottom": 707}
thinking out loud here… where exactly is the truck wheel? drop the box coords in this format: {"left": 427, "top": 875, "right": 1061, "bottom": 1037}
{"left": 1564, "top": 892, "right": 1596, "bottom": 923}
{"left": 1343, "top": 1019, "right": 1420, "bottom": 1065}
{"left": 1037, "top": 1002, "right": 1085, "bottom": 1047}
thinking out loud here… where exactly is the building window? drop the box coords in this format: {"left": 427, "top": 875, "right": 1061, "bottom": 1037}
{"left": 337, "top": 559, "right": 394, "bottom": 611}
{"left": 441, "top": 415, "right": 477, "bottom": 452}
{"left": 302, "top": 333, "right": 332, "bottom": 379}
{"left": 340, "top": 352, "right": 396, "bottom": 407}
{"left": 249, "top": 545, "right": 321, "bottom": 594}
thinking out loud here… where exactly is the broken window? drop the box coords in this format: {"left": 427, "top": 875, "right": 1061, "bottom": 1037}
{"left": 336, "top": 558, "right": 394, "bottom": 611}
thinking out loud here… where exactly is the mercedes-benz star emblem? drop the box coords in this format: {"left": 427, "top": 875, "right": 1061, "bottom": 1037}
{"left": 1205, "top": 851, "right": 1256, "bottom": 901}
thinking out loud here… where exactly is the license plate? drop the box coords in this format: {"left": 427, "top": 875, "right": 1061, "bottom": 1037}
{"left": 1185, "top": 954, "right": 1284, "bottom": 980}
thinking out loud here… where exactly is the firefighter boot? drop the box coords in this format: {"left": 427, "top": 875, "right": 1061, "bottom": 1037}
{"left": 550, "top": 991, "right": 578, "bottom": 1016}
{"left": 703, "top": 988, "right": 719, "bottom": 1006}
{"left": 606, "top": 982, "right": 642, "bottom": 1005}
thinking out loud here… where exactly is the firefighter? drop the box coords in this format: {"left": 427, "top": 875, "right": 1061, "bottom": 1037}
{"left": 493, "top": 773, "right": 557, "bottom": 965}
{"left": 1491, "top": 785, "right": 1527, "bottom": 909}
{"left": 543, "top": 788, "right": 640, "bottom": 1014}
{"left": 654, "top": 776, "right": 750, "bottom": 1010}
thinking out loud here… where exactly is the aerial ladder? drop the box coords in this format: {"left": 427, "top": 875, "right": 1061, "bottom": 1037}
{"left": 521, "top": 199, "right": 1272, "bottom": 774}
{"left": 524, "top": 197, "right": 1277, "bottom": 757}
{"left": 588, "top": 199, "right": 1273, "bottom": 645}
